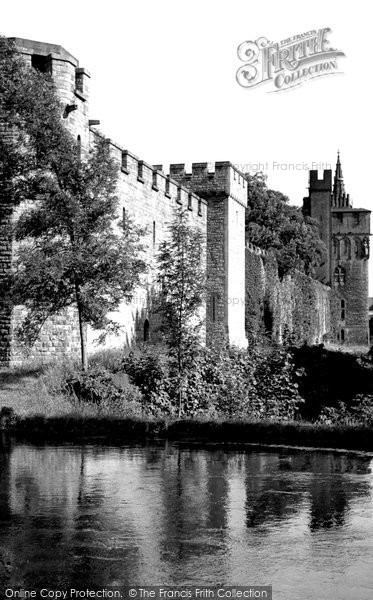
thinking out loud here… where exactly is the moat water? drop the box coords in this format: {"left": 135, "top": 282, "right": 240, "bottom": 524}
{"left": 0, "top": 442, "right": 373, "bottom": 600}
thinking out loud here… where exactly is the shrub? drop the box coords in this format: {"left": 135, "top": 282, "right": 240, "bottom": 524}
{"left": 317, "top": 395, "right": 373, "bottom": 426}
{"left": 121, "top": 349, "right": 176, "bottom": 415}
{"left": 121, "top": 343, "right": 304, "bottom": 420}
{"left": 64, "top": 365, "right": 143, "bottom": 416}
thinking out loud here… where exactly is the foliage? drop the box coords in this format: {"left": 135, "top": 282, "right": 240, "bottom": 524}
{"left": 122, "top": 348, "right": 175, "bottom": 416}
{"left": 12, "top": 135, "right": 146, "bottom": 368}
{"left": 156, "top": 208, "right": 206, "bottom": 414}
{"left": 64, "top": 365, "right": 143, "bottom": 415}
{"left": 121, "top": 343, "right": 304, "bottom": 420}
{"left": 291, "top": 344, "right": 373, "bottom": 420}
{"left": 245, "top": 172, "right": 325, "bottom": 278}
{"left": 317, "top": 396, "right": 373, "bottom": 426}
{"left": 0, "top": 36, "right": 69, "bottom": 205}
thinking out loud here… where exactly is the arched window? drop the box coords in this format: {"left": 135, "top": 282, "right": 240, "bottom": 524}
{"left": 143, "top": 319, "right": 150, "bottom": 342}
{"left": 340, "top": 328, "right": 345, "bottom": 342}
{"left": 334, "top": 266, "right": 346, "bottom": 286}
{"left": 153, "top": 221, "right": 156, "bottom": 247}
{"left": 211, "top": 294, "right": 217, "bottom": 322}
{"left": 333, "top": 237, "right": 340, "bottom": 259}
{"left": 355, "top": 238, "right": 361, "bottom": 258}
{"left": 77, "top": 135, "right": 81, "bottom": 159}
{"left": 343, "top": 237, "right": 351, "bottom": 259}
{"left": 362, "top": 238, "right": 370, "bottom": 258}
{"left": 341, "top": 299, "right": 346, "bottom": 321}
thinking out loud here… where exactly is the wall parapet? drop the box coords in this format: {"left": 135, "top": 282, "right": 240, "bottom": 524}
{"left": 89, "top": 129, "right": 207, "bottom": 216}
{"left": 167, "top": 161, "right": 247, "bottom": 207}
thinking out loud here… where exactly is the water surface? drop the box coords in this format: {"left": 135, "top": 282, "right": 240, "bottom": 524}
{"left": 0, "top": 441, "right": 372, "bottom": 599}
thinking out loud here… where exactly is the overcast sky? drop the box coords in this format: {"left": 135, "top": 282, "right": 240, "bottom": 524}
{"left": 2, "top": 0, "right": 372, "bottom": 287}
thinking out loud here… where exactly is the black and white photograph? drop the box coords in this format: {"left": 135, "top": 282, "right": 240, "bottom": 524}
{"left": 0, "top": 2, "right": 372, "bottom": 599}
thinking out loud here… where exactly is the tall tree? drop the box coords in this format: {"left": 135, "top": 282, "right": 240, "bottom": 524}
{"left": 245, "top": 172, "right": 325, "bottom": 278}
{"left": 12, "top": 137, "right": 146, "bottom": 369}
{"left": 1, "top": 36, "right": 146, "bottom": 369}
{"left": 156, "top": 208, "right": 206, "bottom": 416}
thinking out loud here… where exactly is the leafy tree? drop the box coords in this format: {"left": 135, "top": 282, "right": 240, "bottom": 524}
{"left": 12, "top": 137, "right": 146, "bottom": 369}
{"left": 0, "top": 36, "right": 70, "bottom": 206}
{"left": 245, "top": 172, "right": 325, "bottom": 278}
{"left": 156, "top": 208, "right": 206, "bottom": 416}
{"left": 1, "top": 36, "right": 146, "bottom": 369}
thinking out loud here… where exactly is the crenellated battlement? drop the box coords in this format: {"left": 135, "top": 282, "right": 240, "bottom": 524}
{"left": 89, "top": 130, "right": 207, "bottom": 216}
{"left": 166, "top": 162, "right": 247, "bottom": 207}
{"left": 309, "top": 169, "right": 332, "bottom": 192}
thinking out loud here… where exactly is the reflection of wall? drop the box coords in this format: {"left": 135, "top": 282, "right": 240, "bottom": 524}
{"left": 0, "top": 444, "right": 372, "bottom": 589}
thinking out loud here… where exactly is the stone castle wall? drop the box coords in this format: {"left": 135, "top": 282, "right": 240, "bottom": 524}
{"left": 87, "top": 134, "right": 208, "bottom": 349}
{"left": 245, "top": 245, "right": 331, "bottom": 345}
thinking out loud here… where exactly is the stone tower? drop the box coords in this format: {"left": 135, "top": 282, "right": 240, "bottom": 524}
{"left": 169, "top": 163, "right": 248, "bottom": 347}
{"left": 0, "top": 38, "right": 91, "bottom": 364}
{"left": 302, "top": 168, "right": 333, "bottom": 285}
{"left": 303, "top": 153, "right": 371, "bottom": 345}
{"left": 8, "top": 38, "right": 91, "bottom": 147}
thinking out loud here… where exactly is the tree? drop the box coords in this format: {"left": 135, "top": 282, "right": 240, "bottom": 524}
{"left": 156, "top": 208, "right": 206, "bottom": 416}
{"left": 245, "top": 172, "right": 325, "bottom": 278}
{"left": 1, "top": 36, "right": 146, "bottom": 369}
{"left": 12, "top": 137, "right": 146, "bottom": 370}
{"left": 0, "top": 36, "right": 70, "bottom": 206}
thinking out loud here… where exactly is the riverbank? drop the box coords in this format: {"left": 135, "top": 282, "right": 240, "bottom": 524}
{"left": 2, "top": 348, "right": 373, "bottom": 453}
{"left": 0, "top": 413, "right": 371, "bottom": 453}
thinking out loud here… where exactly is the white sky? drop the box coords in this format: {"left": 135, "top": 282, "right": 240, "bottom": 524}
{"left": 2, "top": 0, "right": 372, "bottom": 289}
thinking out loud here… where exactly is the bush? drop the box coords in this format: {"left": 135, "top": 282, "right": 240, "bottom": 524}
{"left": 121, "top": 349, "right": 176, "bottom": 415}
{"left": 120, "top": 344, "right": 304, "bottom": 420}
{"left": 64, "top": 365, "right": 144, "bottom": 416}
{"left": 317, "top": 395, "right": 373, "bottom": 426}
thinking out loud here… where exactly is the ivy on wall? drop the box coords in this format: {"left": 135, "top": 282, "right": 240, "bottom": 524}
{"left": 246, "top": 247, "right": 331, "bottom": 345}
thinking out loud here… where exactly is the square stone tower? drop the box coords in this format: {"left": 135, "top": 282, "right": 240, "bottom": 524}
{"left": 303, "top": 154, "right": 371, "bottom": 345}
{"left": 170, "top": 162, "right": 248, "bottom": 347}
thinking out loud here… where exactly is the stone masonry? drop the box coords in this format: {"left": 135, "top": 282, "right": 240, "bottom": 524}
{"left": 303, "top": 154, "right": 371, "bottom": 346}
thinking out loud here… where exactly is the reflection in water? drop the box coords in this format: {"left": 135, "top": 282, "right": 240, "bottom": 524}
{"left": 0, "top": 441, "right": 372, "bottom": 599}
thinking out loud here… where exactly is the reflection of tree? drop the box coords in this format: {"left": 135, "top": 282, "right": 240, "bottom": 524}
{"left": 244, "top": 454, "right": 303, "bottom": 529}
{"left": 0, "top": 435, "right": 13, "bottom": 589}
{"left": 309, "top": 478, "right": 347, "bottom": 530}
{"left": 69, "top": 446, "right": 141, "bottom": 588}
{"left": 0, "top": 434, "right": 12, "bottom": 521}
{"left": 158, "top": 448, "right": 230, "bottom": 572}
{"left": 308, "top": 454, "right": 350, "bottom": 531}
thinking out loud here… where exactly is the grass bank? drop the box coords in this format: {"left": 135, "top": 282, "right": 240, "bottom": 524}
{"left": 2, "top": 348, "right": 373, "bottom": 453}
{"left": 3, "top": 414, "right": 373, "bottom": 453}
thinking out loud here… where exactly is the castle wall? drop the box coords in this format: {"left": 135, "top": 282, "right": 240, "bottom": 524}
{"left": 245, "top": 246, "right": 331, "bottom": 345}
{"left": 86, "top": 134, "right": 208, "bottom": 350}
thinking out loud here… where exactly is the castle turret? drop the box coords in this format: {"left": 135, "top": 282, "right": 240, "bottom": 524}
{"left": 8, "top": 38, "right": 91, "bottom": 151}
{"left": 170, "top": 162, "right": 248, "bottom": 347}
{"left": 304, "top": 153, "right": 371, "bottom": 346}
{"left": 331, "top": 155, "right": 370, "bottom": 345}
{"left": 302, "top": 168, "right": 333, "bottom": 285}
